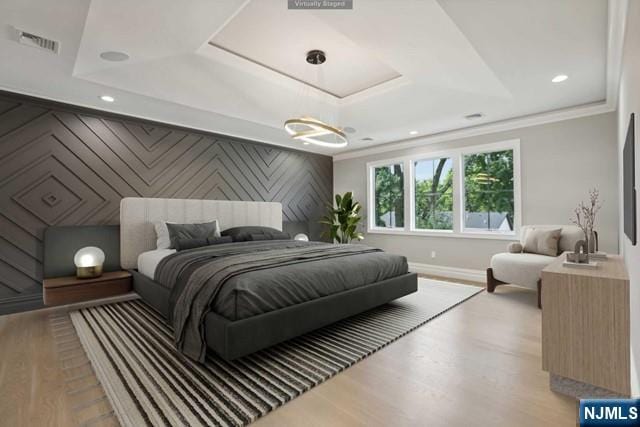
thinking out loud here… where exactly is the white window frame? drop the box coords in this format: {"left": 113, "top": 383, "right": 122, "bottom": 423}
{"left": 367, "top": 159, "right": 407, "bottom": 232}
{"left": 366, "top": 139, "right": 521, "bottom": 240}
{"left": 409, "top": 151, "right": 457, "bottom": 234}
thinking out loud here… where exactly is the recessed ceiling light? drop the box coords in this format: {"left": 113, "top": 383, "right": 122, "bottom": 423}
{"left": 100, "top": 95, "right": 115, "bottom": 103}
{"left": 100, "top": 51, "right": 129, "bottom": 62}
{"left": 409, "top": 130, "right": 418, "bottom": 135}
{"left": 303, "top": 142, "right": 310, "bottom": 145}
{"left": 552, "top": 74, "right": 568, "bottom": 83}
{"left": 465, "top": 113, "right": 484, "bottom": 120}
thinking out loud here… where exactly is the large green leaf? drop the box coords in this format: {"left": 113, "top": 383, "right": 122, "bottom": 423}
{"left": 320, "top": 191, "right": 364, "bottom": 243}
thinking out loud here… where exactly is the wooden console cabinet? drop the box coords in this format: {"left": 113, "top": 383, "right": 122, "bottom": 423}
{"left": 541, "top": 253, "right": 629, "bottom": 396}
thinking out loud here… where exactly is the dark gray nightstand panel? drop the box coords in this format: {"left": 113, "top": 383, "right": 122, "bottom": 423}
{"left": 43, "top": 225, "right": 121, "bottom": 279}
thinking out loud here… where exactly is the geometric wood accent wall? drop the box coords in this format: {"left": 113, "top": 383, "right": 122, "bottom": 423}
{"left": 0, "top": 92, "right": 333, "bottom": 314}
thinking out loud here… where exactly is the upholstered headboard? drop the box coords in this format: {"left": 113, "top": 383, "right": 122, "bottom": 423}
{"left": 119, "top": 198, "right": 283, "bottom": 269}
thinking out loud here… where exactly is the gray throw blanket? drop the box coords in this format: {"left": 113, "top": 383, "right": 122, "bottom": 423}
{"left": 155, "top": 241, "right": 382, "bottom": 362}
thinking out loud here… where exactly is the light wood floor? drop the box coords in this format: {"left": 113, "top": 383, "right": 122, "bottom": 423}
{"left": 0, "top": 281, "right": 577, "bottom": 427}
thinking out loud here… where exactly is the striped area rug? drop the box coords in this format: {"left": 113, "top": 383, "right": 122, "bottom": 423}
{"left": 71, "top": 279, "right": 482, "bottom": 426}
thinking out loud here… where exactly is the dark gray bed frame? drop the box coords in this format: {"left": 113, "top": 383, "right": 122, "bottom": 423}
{"left": 42, "top": 224, "right": 417, "bottom": 361}
{"left": 131, "top": 270, "right": 418, "bottom": 360}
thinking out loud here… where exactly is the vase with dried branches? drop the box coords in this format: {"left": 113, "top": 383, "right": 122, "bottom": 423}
{"left": 569, "top": 189, "right": 602, "bottom": 254}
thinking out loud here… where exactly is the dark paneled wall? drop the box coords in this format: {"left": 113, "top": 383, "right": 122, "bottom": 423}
{"left": 0, "top": 92, "right": 333, "bottom": 313}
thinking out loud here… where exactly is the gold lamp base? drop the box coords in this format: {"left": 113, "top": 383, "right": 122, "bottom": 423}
{"left": 76, "top": 265, "right": 103, "bottom": 279}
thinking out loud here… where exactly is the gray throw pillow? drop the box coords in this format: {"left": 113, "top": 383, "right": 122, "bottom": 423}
{"left": 249, "top": 231, "right": 290, "bottom": 241}
{"left": 174, "top": 236, "right": 233, "bottom": 251}
{"left": 166, "top": 221, "right": 220, "bottom": 249}
{"left": 222, "top": 226, "right": 287, "bottom": 242}
{"left": 523, "top": 228, "right": 562, "bottom": 256}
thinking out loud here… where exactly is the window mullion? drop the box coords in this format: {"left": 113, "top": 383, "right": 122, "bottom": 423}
{"left": 453, "top": 153, "right": 463, "bottom": 234}
{"left": 404, "top": 158, "right": 412, "bottom": 231}
{"left": 367, "top": 165, "right": 374, "bottom": 231}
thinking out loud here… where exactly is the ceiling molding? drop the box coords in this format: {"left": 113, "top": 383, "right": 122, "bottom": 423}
{"left": 334, "top": 0, "right": 628, "bottom": 162}
{"left": 0, "top": 84, "right": 330, "bottom": 156}
{"left": 332, "top": 101, "right": 614, "bottom": 161}
{"left": 605, "top": 0, "right": 628, "bottom": 109}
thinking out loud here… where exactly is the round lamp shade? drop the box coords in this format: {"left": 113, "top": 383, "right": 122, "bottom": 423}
{"left": 294, "top": 233, "right": 309, "bottom": 242}
{"left": 73, "top": 246, "right": 105, "bottom": 278}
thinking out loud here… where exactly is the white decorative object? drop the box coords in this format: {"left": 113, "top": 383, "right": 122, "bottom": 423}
{"left": 294, "top": 233, "right": 309, "bottom": 242}
{"left": 589, "top": 252, "right": 608, "bottom": 260}
{"left": 563, "top": 260, "right": 599, "bottom": 269}
{"left": 74, "top": 246, "right": 105, "bottom": 278}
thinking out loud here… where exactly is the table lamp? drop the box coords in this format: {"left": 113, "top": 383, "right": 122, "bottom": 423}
{"left": 74, "top": 246, "right": 105, "bottom": 278}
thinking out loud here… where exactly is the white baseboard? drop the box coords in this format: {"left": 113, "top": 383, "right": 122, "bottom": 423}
{"left": 408, "top": 262, "right": 485, "bottom": 283}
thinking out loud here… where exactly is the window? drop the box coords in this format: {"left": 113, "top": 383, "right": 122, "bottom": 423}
{"left": 367, "top": 140, "right": 519, "bottom": 238}
{"left": 463, "top": 149, "right": 514, "bottom": 232}
{"left": 373, "top": 163, "right": 404, "bottom": 228}
{"left": 414, "top": 157, "right": 453, "bottom": 230}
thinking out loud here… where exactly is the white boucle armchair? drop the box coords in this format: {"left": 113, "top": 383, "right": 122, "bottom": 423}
{"left": 486, "top": 225, "right": 583, "bottom": 308}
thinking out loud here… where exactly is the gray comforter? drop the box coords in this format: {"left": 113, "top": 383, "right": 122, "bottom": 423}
{"left": 155, "top": 240, "right": 406, "bottom": 361}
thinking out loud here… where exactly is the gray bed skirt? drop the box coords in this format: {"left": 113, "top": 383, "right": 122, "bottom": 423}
{"left": 131, "top": 270, "right": 418, "bottom": 360}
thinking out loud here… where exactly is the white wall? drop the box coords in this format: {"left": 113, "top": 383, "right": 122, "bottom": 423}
{"left": 617, "top": 0, "right": 640, "bottom": 396}
{"left": 334, "top": 112, "right": 618, "bottom": 272}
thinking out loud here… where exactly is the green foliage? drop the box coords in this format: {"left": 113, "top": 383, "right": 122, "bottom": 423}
{"left": 374, "top": 164, "right": 404, "bottom": 227}
{"left": 320, "top": 191, "right": 364, "bottom": 243}
{"left": 414, "top": 159, "right": 453, "bottom": 230}
{"left": 464, "top": 150, "right": 514, "bottom": 230}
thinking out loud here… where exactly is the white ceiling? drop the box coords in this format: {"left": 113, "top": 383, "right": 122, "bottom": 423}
{"left": 0, "top": 0, "right": 612, "bottom": 156}
{"left": 210, "top": 1, "right": 403, "bottom": 98}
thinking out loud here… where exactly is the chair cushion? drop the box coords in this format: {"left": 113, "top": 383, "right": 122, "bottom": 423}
{"left": 490, "top": 252, "right": 556, "bottom": 290}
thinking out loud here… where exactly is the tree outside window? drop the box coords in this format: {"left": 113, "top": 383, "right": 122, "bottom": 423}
{"left": 463, "top": 149, "right": 514, "bottom": 231}
{"left": 374, "top": 164, "right": 404, "bottom": 228}
{"left": 414, "top": 158, "right": 453, "bottom": 230}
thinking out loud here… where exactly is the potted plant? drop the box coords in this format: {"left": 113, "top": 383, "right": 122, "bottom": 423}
{"left": 320, "top": 192, "right": 364, "bottom": 243}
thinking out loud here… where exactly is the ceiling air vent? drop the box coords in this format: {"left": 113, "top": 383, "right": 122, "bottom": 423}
{"left": 14, "top": 28, "right": 60, "bottom": 54}
{"left": 464, "top": 113, "right": 484, "bottom": 120}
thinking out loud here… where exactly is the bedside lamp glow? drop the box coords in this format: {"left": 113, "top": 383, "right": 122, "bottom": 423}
{"left": 294, "top": 233, "right": 309, "bottom": 242}
{"left": 74, "top": 246, "right": 105, "bottom": 278}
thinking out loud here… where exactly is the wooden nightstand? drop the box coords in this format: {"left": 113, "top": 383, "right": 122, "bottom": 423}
{"left": 43, "top": 271, "right": 132, "bottom": 306}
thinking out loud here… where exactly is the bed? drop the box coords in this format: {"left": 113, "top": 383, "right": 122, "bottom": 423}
{"left": 120, "top": 197, "right": 417, "bottom": 361}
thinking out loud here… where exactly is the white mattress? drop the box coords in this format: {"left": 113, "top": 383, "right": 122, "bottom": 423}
{"left": 137, "top": 249, "right": 176, "bottom": 279}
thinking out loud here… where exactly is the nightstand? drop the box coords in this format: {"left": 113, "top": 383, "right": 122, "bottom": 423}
{"left": 542, "top": 253, "right": 629, "bottom": 397}
{"left": 43, "top": 271, "right": 132, "bottom": 306}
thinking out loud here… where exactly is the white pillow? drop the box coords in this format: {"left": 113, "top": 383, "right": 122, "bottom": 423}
{"left": 154, "top": 220, "right": 221, "bottom": 249}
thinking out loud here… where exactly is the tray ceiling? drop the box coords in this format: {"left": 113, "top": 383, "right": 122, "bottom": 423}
{"left": 209, "top": 1, "right": 402, "bottom": 99}
{"left": 0, "top": 0, "right": 611, "bottom": 154}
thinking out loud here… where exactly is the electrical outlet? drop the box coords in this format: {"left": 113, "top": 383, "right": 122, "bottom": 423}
{"left": 431, "top": 251, "right": 436, "bottom": 259}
